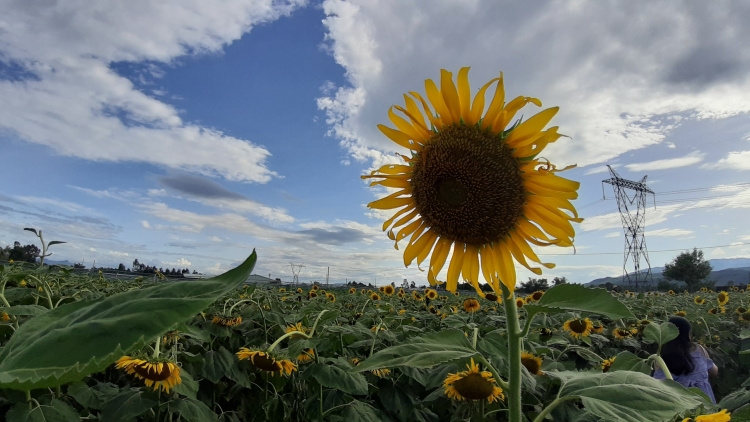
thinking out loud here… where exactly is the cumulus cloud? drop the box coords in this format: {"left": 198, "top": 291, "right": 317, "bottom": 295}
{"left": 625, "top": 151, "right": 705, "bottom": 172}
{"left": 707, "top": 150, "right": 750, "bottom": 170}
{"left": 317, "top": 0, "right": 750, "bottom": 168}
{"left": 0, "top": 0, "right": 306, "bottom": 182}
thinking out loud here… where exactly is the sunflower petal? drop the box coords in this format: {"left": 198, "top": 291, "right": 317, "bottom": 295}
{"left": 403, "top": 94, "right": 428, "bottom": 130}
{"left": 457, "top": 67, "right": 471, "bottom": 121}
{"left": 492, "top": 242, "right": 516, "bottom": 293}
{"left": 440, "top": 69, "right": 461, "bottom": 124}
{"left": 409, "top": 91, "right": 442, "bottom": 129}
{"left": 504, "top": 107, "right": 559, "bottom": 147}
{"left": 368, "top": 189, "right": 412, "bottom": 210}
{"left": 447, "top": 243, "right": 465, "bottom": 292}
{"left": 481, "top": 73, "right": 506, "bottom": 129}
{"left": 468, "top": 76, "right": 501, "bottom": 126}
{"left": 389, "top": 107, "right": 429, "bottom": 144}
{"left": 425, "top": 78, "right": 453, "bottom": 127}
{"left": 377, "top": 124, "right": 418, "bottom": 151}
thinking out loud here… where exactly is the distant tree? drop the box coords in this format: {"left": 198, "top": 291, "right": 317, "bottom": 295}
{"left": 663, "top": 248, "right": 712, "bottom": 292}
{"left": 604, "top": 282, "right": 615, "bottom": 291}
{"left": 519, "top": 278, "right": 549, "bottom": 293}
{"left": 118, "top": 263, "right": 126, "bottom": 271}
{"left": 73, "top": 263, "right": 86, "bottom": 269}
{"left": 8, "top": 241, "right": 40, "bottom": 263}
{"left": 657, "top": 279, "right": 675, "bottom": 292}
{"left": 553, "top": 277, "right": 567, "bottom": 286}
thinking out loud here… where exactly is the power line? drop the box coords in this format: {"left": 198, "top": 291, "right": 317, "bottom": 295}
{"left": 538, "top": 242, "right": 750, "bottom": 256}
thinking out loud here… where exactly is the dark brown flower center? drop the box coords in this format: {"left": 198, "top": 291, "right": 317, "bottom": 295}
{"left": 453, "top": 373, "right": 494, "bottom": 400}
{"left": 133, "top": 362, "right": 173, "bottom": 381}
{"left": 569, "top": 320, "right": 588, "bottom": 333}
{"left": 411, "top": 125, "right": 526, "bottom": 245}
{"left": 521, "top": 356, "right": 541, "bottom": 375}
{"left": 252, "top": 353, "right": 282, "bottom": 372}
{"left": 485, "top": 293, "right": 498, "bottom": 302}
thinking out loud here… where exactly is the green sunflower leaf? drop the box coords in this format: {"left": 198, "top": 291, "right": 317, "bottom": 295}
{"left": 642, "top": 322, "right": 679, "bottom": 353}
{"left": 6, "top": 398, "right": 80, "bottom": 422}
{"left": 350, "top": 329, "right": 477, "bottom": 372}
{"left": 547, "top": 371, "right": 704, "bottom": 422}
{"left": 100, "top": 389, "right": 158, "bottom": 422}
{"left": 171, "top": 397, "right": 219, "bottom": 422}
{"left": 608, "top": 351, "right": 651, "bottom": 375}
{"left": 0, "top": 251, "right": 256, "bottom": 391}
{"left": 303, "top": 363, "right": 368, "bottom": 395}
{"left": 524, "top": 284, "right": 634, "bottom": 320}
{"left": 2, "top": 305, "right": 48, "bottom": 316}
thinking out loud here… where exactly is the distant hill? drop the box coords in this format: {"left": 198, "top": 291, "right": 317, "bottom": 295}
{"left": 586, "top": 258, "right": 750, "bottom": 288}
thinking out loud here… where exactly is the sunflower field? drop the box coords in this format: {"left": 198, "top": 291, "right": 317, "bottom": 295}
{"left": 1, "top": 255, "right": 749, "bottom": 422}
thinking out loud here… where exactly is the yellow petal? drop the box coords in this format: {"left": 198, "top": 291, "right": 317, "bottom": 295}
{"left": 368, "top": 190, "right": 413, "bottom": 210}
{"left": 409, "top": 91, "right": 442, "bottom": 129}
{"left": 479, "top": 244, "right": 498, "bottom": 287}
{"left": 481, "top": 73, "right": 506, "bottom": 129}
{"left": 447, "top": 243, "right": 465, "bottom": 292}
{"left": 457, "top": 67, "right": 471, "bottom": 122}
{"left": 404, "top": 229, "right": 437, "bottom": 266}
{"left": 377, "top": 124, "right": 418, "bottom": 151}
{"left": 510, "top": 231, "right": 555, "bottom": 269}
{"left": 425, "top": 78, "right": 453, "bottom": 127}
{"left": 393, "top": 105, "right": 432, "bottom": 140}
{"left": 492, "top": 241, "right": 516, "bottom": 293}
{"left": 370, "top": 178, "right": 411, "bottom": 189}
{"left": 372, "top": 164, "right": 412, "bottom": 175}
{"left": 505, "top": 235, "right": 542, "bottom": 275}
{"left": 403, "top": 94, "right": 428, "bottom": 130}
{"left": 526, "top": 172, "right": 580, "bottom": 192}
{"left": 416, "top": 230, "right": 439, "bottom": 267}
{"left": 504, "top": 107, "right": 559, "bottom": 147}
{"left": 389, "top": 108, "right": 429, "bottom": 144}
{"left": 494, "top": 96, "right": 541, "bottom": 132}
{"left": 389, "top": 207, "right": 419, "bottom": 230}
{"left": 524, "top": 180, "right": 579, "bottom": 200}
{"left": 429, "top": 238, "right": 452, "bottom": 278}
{"left": 440, "top": 69, "right": 461, "bottom": 124}
{"left": 468, "top": 76, "right": 501, "bottom": 126}
{"left": 396, "top": 218, "right": 423, "bottom": 242}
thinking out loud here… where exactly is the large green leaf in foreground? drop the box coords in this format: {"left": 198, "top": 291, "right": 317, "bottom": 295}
{"left": 548, "top": 371, "right": 704, "bottom": 422}
{"left": 524, "top": 284, "right": 634, "bottom": 319}
{"left": 0, "top": 251, "right": 256, "bottom": 391}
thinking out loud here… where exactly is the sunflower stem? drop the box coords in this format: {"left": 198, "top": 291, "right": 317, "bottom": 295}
{"left": 267, "top": 330, "right": 310, "bottom": 353}
{"left": 359, "top": 299, "right": 371, "bottom": 314}
{"left": 227, "top": 299, "right": 250, "bottom": 316}
{"left": 648, "top": 354, "right": 674, "bottom": 380}
{"left": 472, "top": 327, "right": 479, "bottom": 349}
{"left": 370, "top": 321, "right": 384, "bottom": 357}
{"left": 153, "top": 336, "right": 161, "bottom": 359}
{"left": 309, "top": 309, "right": 330, "bottom": 337}
{"left": 532, "top": 396, "right": 578, "bottom": 422}
{"left": 501, "top": 285, "right": 523, "bottom": 422}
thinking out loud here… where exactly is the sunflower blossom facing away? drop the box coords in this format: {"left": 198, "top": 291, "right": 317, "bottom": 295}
{"left": 116, "top": 356, "right": 182, "bottom": 393}
{"left": 444, "top": 358, "right": 504, "bottom": 403}
{"left": 520, "top": 351, "right": 543, "bottom": 375}
{"left": 362, "top": 68, "right": 581, "bottom": 296}
{"left": 236, "top": 348, "right": 297, "bottom": 376}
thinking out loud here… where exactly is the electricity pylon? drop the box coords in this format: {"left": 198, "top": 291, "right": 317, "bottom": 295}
{"left": 602, "top": 165, "right": 656, "bottom": 291}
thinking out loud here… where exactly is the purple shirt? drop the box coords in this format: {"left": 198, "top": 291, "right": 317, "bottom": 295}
{"left": 653, "top": 348, "right": 716, "bottom": 404}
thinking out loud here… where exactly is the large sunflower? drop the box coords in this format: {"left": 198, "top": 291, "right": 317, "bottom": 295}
{"left": 115, "top": 356, "right": 182, "bottom": 393}
{"left": 363, "top": 68, "right": 581, "bottom": 295}
{"left": 563, "top": 318, "right": 592, "bottom": 338}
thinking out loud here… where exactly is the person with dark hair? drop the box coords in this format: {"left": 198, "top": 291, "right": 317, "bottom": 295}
{"left": 653, "top": 316, "right": 718, "bottom": 403}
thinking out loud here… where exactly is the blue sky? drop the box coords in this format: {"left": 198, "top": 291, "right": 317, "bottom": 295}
{"left": 2, "top": 0, "right": 750, "bottom": 286}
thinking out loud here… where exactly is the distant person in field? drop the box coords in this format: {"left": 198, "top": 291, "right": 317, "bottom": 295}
{"left": 653, "top": 316, "right": 718, "bottom": 403}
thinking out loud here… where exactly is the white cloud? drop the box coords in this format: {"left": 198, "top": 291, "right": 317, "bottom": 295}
{"left": 625, "top": 151, "right": 705, "bottom": 172}
{"left": 711, "top": 248, "right": 726, "bottom": 257}
{"left": 165, "top": 258, "right": 192, "bottom": 267}
{"left": 16, "top": 196, "right": 98, "bottom": 214}
{"left": 209, "top": 236, "right": 223, "bottom": 242}
{"left": 644, "top": 228, "right": 694, "bottom": 237}
{"left": 584, "top": 164, "right": 620, "bottom": 175}
{"left": 0, "top": 0, "right": 306, "bottom": 182}
{"left": 667, "top": 142, "right": 676, "bottom": 149}
{"left": 604, "top": 232, "right": 620, "bottom": 238}
{"left": 318, "top": 0, "right": 750, "bottom": 169}
{"left": 708, "top": 150, "right": 750, "bottom": 170}
{"left": 141, "top": 220, "right": 151, "bottom": 229}
{"left": 108, "top": 250, "right": 130, "bottom": 257}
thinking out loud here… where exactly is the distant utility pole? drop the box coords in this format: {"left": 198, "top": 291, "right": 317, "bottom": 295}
{"left": 290, "top": 262, "right": 305, "bottom": 286}
{"left": 602, "top": 165, "right": 656, "bottom": 291}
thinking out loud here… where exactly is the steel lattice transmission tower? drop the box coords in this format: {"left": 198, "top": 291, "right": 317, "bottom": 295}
{"left": 602, "top": 165, "right": 656, "bottom": 291}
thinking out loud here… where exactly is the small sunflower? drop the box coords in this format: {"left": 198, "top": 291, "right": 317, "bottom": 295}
{"left": 463, "top": 298, "right": 481, "bottom": 313}
{"left": 311, "top": 285, "right": 319, "bottom": 291}
{"left": 384, "top": 285, "right": 395, "bottom": 296}
{"left": 591, "top": 322, "right": 605, "bottom": 334}
{"left": 379, "top": 286, "right": 386, "bottom": 293}
{"left": 360, "top": 289, "right": 367, "bottom": 294}
{"left": 428, "top": 305, "right": 438, "bottom": 314}
{"left": 370, "top": 293, "right": 381, "bottom": 301}
{"left": 682, "top": 409, "right": 731, "bottom": 422}
{"left": 413, "top": 293, "right": 424, "bottom": 301}
{"left": 520, "top": 351, "right": 543, "bottom": 375}
{"left": 115, "top": 356, "right": 182, "bottom": 393}
{"left": 444, "top": 358, "right": 505, "bottom": 403}
{"left": 613, "top": 327, "right": 637, "bottom": 339}
{"left": 530, "top": 290, "right": 545, "bottom": 302}
{"left": 717, "top": 292, "right": 729, "bottom": 305}
{"left": 236, "top": 348, "right": 297, "bottom": 376}
{"left": 694, "top": 296, "right": 705, "bottom": 305}
{"left": 286, "top": 322, "right": 307, "bottom": 339}
{"left": 296, "top": 288, "right": 303, "bottom": 294}
{"left": 740, "top": 311, "right": 750, "bottom": 322}
{"left": 371, "top": 368, "right": 391, "bottom": 378}
{"left": 736, "top": 306, "right": 747, "bottom": 315}
{"left": 601, "top": 357, "right": 616, "bottom": 373}
{"left": 484, "top": 292, "right": 500, "bottom": 303}
{"left": 308, "top": 291, "right": 318, "bottom": 299}
{"left": 397, "top": 291, "right": 405, "bottom": 298}
{"left": 398, "top": 309, "right": 407, "bottom": 315}
{"left": 326, "top": 293, "right": 336, "bottom": 302}
{"left": 708, "top": 308, "right": 718, "bottom": 315}
{"left": 363, "top": 68, "right": 581, "bottom": 296}
{"left": 1, "top": 312, "right": 9, "bottom": 322}
{"left": 668, "top": 290, "right": 675, "bottom": 295}
{"left": 515, "top": 298, "right": 525, "bottom": 308}
{"left": 162, "top": 330, "right": 181, "bottom": 345}
{"left": 297, "top": 348, "right": 315, "bottom": 363}
{"left": 563, "top": 318, "right": 592, "bottom": 338}
{"left": 453, "top": 291, "right": 460, "bottom": 297}
{"left": 349, "top": 287, "right": 357, "bottom": 294}
{"left": 212, "top": 315, "right": 243, "bottom": 327}
{"left": 278, "top": 288, "right": 286, "bottom": 293}
{"left": 674, "top": 310, "right": 687, "bottom": 317}
{"left": 425, "top": 289, "right": 439, "bottom": 300}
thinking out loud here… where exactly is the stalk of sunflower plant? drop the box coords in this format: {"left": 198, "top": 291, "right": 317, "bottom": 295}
{"left": 363, "top": 67, "right": 581, "bottom": 296}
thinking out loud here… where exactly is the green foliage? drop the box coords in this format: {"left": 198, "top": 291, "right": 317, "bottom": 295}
{"left": 663, "top": 248, "right": 713, "bottom": 291}
{"left": 525, "top": 283, "right": 634, "bottom": 319}
{"left": 0, "top": 251, "right": 256, "bottom": 390}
